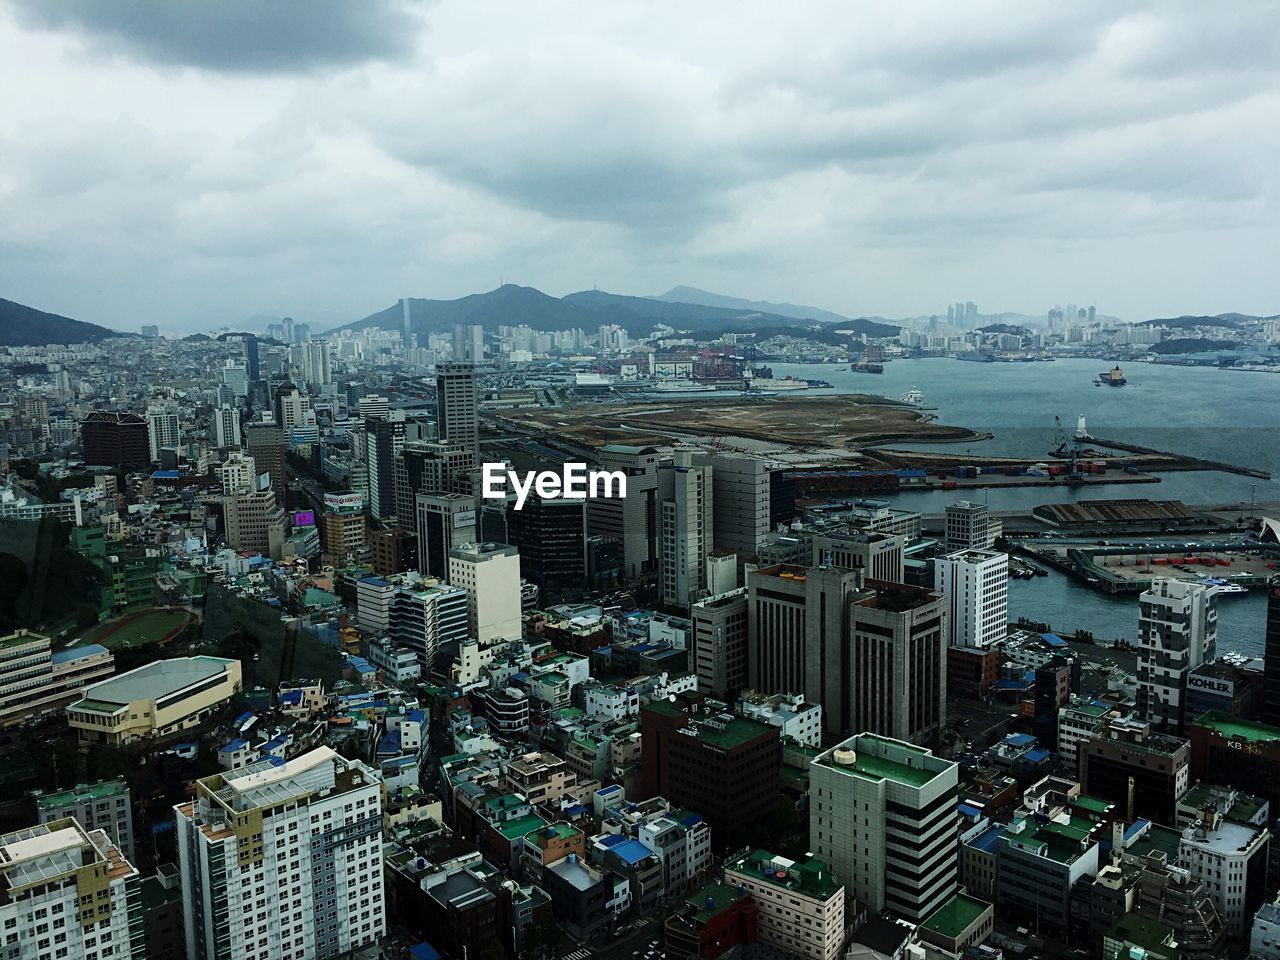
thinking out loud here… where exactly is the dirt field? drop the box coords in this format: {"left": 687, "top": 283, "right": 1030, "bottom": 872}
{"left": 499, "top": 395, "right": 982, "bottom": 450}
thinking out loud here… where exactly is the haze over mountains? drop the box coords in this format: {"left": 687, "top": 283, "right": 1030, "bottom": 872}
{"left": 0, "top": 297, "right": 126, "bottom": 347}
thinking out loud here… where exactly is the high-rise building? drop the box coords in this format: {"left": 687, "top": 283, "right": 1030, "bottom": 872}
{"left": 1264, "top": 578, "right": 1280, "bottom": 726}
{"left": 944, "top": 501, "right": 990, "bottom": 551}
{"left": 213, "top": 404, "right": 241, "bottom": 448}
{"left": 934, "top": 548, "right": 1008, "bottom": 649}
{"left": 506, "top": 496, "right": 586, "bottom": 594}
{"left": 810, "top": 734, "right": 959, "bottom": 922}
{"left": 321, "top": 490, "right": 367, "bottom": 560}
{"left": 245, "top": 421, "right": 286, "bottom": 502}
{"left": 357, "top": 394, "right": 390, "bottom": 420}
{"left": 1138, "top": 578, "right": 1217, "bottom": 733}
{"left": 691, "top": 588, "right": 749, "bottom": 699}
{"left": 222, "top": 360, "right": 250, "bottom": 398}
{"left": 693, "top": 451, "right": 776, "bottom": 559}
{"left": 300, "top": 339, "right": 332, "bottom": 389}
{"left": 146, "top": 404, "right": 181, "bottom": 463}
{"left": 225, "top": 489, "right": 287, "bottom": 559}
{"left": 398, "top": 439, "right": 475, "bottom": 522}
{"left": 415, "top": 492, "right": 477, "bottom": 578}
{"left": 242, "top": 334, "right": 260, "bottom": 381}
{"left": 365, "top": 411, "right": 407, "bottom": 520}
{"left": 354, "top": 576, "right": 469, "bottom": 672}
{"left": 176, "top": 747, "right": 385, "bottom": 960}
{"left": 657, "top": 454, "right": 713, "bottom": 608}
{"left": 448, "top": 542, "right": 521, "bottom": 646}
{"left": 218, "top": 451, "right": 256, "bottom": 495}
{"left": 811, "top": 531, "right": 905, "bottom": 582}
{"left": 34, "top": 778, "right": 136, "bottom": 861}
{"left": 81, "top": 411, "right": 151, "bottom": 469}
{"left": 0, "top": 818, "right": 143, "bottom": 958}
{"left": 587, "top": 443, "right": 660, "bottom": 579}
{"left": 273, "top": 383, "right": 310, "bottom": 433}
{"left": 436, "top": 362, "right": 479, "bottom": 457}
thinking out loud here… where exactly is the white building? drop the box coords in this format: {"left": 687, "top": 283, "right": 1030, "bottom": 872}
{"left": 810, "top": 734, "right": 959, "bottom": 922}
{"left": 657, "top": 453, "right": 713, "bottom": 608}
{"left": 737, "top": 691, "right": 823, "bottom": 747}
{"left": 176, "top": 747, "right": 384, "bottom": 960}
{"left": 214, "top": 405, "right": 242, "bottom": 448}
{"left": 0, "top": 819, "right": 142, "bottom": 960}
{"left": 1252, "top": 899, "right": 1280, "bottom": 960}
{"left": 218, "top": 451, "right": 256, "bottom": 496}
{"left": 1179, "top": 815, "right": 1269, "bottom": 938}
{"left": 448, "top": 542, "right": 522, "bottom": 645}
{"left": 584, "top": 684, "right": 640, "bottom": 721}
{"left": 1137, "top": 578, "right": 1217, "bottom": 732}
{"left": 725, "top": 850, "right": 845, "bottom": 960}
{"left": 935, "top": 548, "right": 1008, "bottom": 649}
{"left": 147, "top": 404, "right": 181, "bottom": 462}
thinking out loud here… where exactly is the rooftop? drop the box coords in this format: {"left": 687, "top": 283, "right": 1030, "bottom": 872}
{"left": 815, "top": 735, "right": 947, "bottom": 788}
{"left": 35, "top": 779, "right": 127, "bottom": 811}
{"left": 726, "top": 849, "right": 841, "bottom": 901}
{"left": 920, "top": 893, "right": 991, "bottom": 941}
{"left": 1193, "top": 711, "right": 1280, "bottom": 745}
{"left": 687, "top": 879, "right": 752, "bottom": 924}
{"left": 73, "top": 656, "right": 235, "bottom": 707}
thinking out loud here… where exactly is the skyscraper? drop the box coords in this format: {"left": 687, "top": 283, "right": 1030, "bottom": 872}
{"left": 213, "top": 404, "right": 241, "bottom": 448}
{"left": 272, "top": 382, "right": 310, "bottom": 433}
{"left": 657, "top": 453, "right": 713, "bottom": 609}
{"left": 692, "top": 451, "right": 777, "bottom": 559}
{"left": 587, "top": 443, "right": 660, "bottom": 579}
{"left": 242, "top": 333, "right": 260, "bottom": 381}
{"left": 147, "top": 404, "right": 181, "bottom": 462}
{"left": 415, "top": 492, "right": 477, "bottom": 578}
{"left": 300, "top": 339, "right": 332, "bottom": 389}
{"left": 1138, "top": 578, "right": 1217, "bottom": 733}
{"left": 934, "top": 548, "right": 1008, "bottom": 649}
{"left": 365, "top": 411, "right": 406, "bottom": 520}
{"left": 506, "top": 496, "right": 587, "bottom": 594}
{"left": 1264, "top": 578, "right": 1280, "bottom": 726}
{"left": 245, "top": 421, "right": 286, "bottom": 502}
{"left": 435, "top": 362, "right": 479, "bottom": 458}
{"left": 176, "top": 748, "right": 385, "bottom": 960}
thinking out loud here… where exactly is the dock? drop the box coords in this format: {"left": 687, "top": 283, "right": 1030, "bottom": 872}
{"left": 1085, "top": 436, "right": 1271, "bottom": 480}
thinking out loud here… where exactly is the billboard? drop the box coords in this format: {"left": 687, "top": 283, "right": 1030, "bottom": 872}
{"left": 324, "top": 491, "right": 364, "bottom": 513}
{"left": 293, "top": 510, "right": 316, "bottom": 527}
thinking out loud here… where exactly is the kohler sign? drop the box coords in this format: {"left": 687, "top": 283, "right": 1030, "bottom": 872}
{"left": 1187, "top": 674, "right": 1233, "bottom": 697}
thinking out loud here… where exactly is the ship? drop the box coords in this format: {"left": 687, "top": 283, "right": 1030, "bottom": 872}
{"left": 1097, "top": 365, "right": 1127, "bottom": 386}
{"left": 901, "top": 387, "right": 924, "bottom": 406}
{"left": 1197, "top": 577, "right": 1248, "bottom": 596}
{"left": 850, "top": 361, "right": 884, "bottom": 373}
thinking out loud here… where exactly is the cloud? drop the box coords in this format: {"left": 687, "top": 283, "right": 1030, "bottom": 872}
{"left": 8, "top": 0, "right": 428, "bottom": 73}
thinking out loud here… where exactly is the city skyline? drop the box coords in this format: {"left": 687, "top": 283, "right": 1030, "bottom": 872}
{"left": 2, "top": 2, "right": 1278, "bottom": 331}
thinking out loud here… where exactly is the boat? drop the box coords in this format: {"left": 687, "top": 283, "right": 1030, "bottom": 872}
{"left": 1098, "top": 365, "right": 1127, "bottom": 386}
{"left": 1198, "top": 577, "right": 1248, "bottom": 596}
{"left": 749, "top": 375, "right": 810, "bottom": 393}
{"left": 901, "top": 387, "right": 924, "bottom": 406}
{"left": 652, "top": 379, "right": 716, "bottom": 393}
{"left": 850, "top": 361, "right": 884, "bottom": 374}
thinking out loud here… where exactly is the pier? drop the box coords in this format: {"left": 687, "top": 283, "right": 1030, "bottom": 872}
{"left": 1085, "top": 436, "right": 1271, "bottom": 479}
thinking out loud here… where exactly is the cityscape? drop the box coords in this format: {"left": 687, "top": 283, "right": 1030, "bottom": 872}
{"left": 2, "top": 6, "right": 1280, "bottom": 960}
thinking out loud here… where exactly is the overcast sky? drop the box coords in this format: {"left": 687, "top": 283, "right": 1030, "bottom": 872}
{"left": 1, "top": 1, "right": 1277, "bottom": 333}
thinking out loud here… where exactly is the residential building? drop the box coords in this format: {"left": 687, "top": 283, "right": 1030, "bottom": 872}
{"left": 724, "top": 850, "right": 845, "bottom": 960}
{"left": 33, "top": 778, "right": 135, "bottom": 860}
{"left": 691, "top": 588, "right": 748, "bottom": 699}
{"left": 0, "top": 819, "right": 143, "bottom": 960}
{"left": 176, "top": 747, "right": 384, "bottom": 960}
{"left": 214, "top": 405, "right": 242, "bottom": 448}
{"left": 1138, "top": 578, "right": 1217, "bottom": 733}
{"left": 67, "top": 656, "right": 242, "bottom": 746}
{"left": 146, "top": 404, "right": 181, "bottom": 462}
{"left": 0, "top": 630, "right": 114, "bottom": 727}
{"left": 934, "top": 548, "right": 1008, "bottom": 649}
{"left": 810, "top": 734, "right": 958, "bottom": 922}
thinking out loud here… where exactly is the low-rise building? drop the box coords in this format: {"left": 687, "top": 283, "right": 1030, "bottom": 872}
{"left": 724, "top": 850, "right": 845, "bottom": 960}
{"left": 917, "top": 892, "right": 994, "bottom": 957}
{"left": 736, "top": 690, "right": 823, "bottom": 747}
{"left": 0, "top": 629, "right": 114, "bottom": 726}
{"left": 664, "top": 880, "right": 759, "bottom": 960}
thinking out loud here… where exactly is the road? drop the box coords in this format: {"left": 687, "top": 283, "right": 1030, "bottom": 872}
{"left": 576, "top": 916, "right": 660, "bottom": 960}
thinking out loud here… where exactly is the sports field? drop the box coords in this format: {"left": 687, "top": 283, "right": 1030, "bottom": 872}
{"left": 79, "top": 608, "right": 195, "bottom": 650}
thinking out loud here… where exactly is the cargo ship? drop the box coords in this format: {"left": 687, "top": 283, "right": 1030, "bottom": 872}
{"left": 850, "top": 361, "right": 884, "bottom": 373}
{"left": 1096, "top": 365, "right": 1127, "bottom": 386}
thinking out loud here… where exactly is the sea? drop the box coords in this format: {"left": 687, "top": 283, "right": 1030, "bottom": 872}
{"left": 768, "top": 357, "right": 1280, "bottom": 655}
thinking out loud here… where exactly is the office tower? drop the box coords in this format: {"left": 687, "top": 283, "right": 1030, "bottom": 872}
{"left": 146, "top": 404, "right": 181, "bottom": 463}
{"left": 176, "top": 748, "right": 385, "bottom": 960}
{"left": 300, "top": 339, "right": 332, "bottom": 389}
{"left": 725, "top": 851, "right": 845, "bottom": 960}
{"left": 245, "top": 421, "right": 286, "bottom": 502}
{"left": 218, "top": 451, "right": 256, "bottom": 495}
{"left": 436, "top": 362, "right": 479, "bottom": 457}
{"left": 691, "top": 451, "right": 779, "bottom": 559}
{"left": 934, "top": 548, "right": 1008, "bottom": 649}
{"left": 0, "top": 819, "right": 143, "bottom": 956}
{"left": 242, "top": 334, "right": 260, "bottom": 381}
{"left": 506, "top": 496, "right": 587, "bottom": 594}
{"left": 640, "top": 693, "right": 780, "bottom": 844}
{"left": 398, "top": 297, "right": 413, "bottom": 343}
{"left": 222, "top": 360, "right": 250, "bottom": 398}
{"left": 225, "top": 488, "right": 287, "bottom": 558}
{"left": 706, "top": 551, "right": 737, "bottom": 595}
{"left": 468, "top": 324, "right": 484, "bottom": 363}
{"left": 448, "top": 542, "right": 521, "bottom": 645}
{"left": 34, "top": 778, "right": 136, "bottom": 861}
{"left": 415, "top": 492, "right": 477, "bottom": 578}
{"left": 1138, "top": 578, "right": 1217, "bottom": 733}
{"left": 451, "top": 323, "right": 466, "bottom": 360}
{"left": 810, "top": 734, "right": 959, "bottom": 922}
{"left": 964, "top": 301, "right": 977, "bottom": 326}
{"left": 398, "top": 439, "right": 475, "bottom": 523}
{"left": 273, "top": 382, "right": 310, "bottom": 433}
{"left": 657, "top": 453, "right": 713, "bottom": 608}
{"left": 1265, "top": 578, "right": 1280, "bottom": 725}
{"left": 321, "top": 490, "right": 367, "bottom": 559}
{"left": 587, "top": 443, "right": 660, "bottom": 578}
{"left": 358, "top": 394, "right": 391, "bottom": 420}
{"left": 845, "top": 581, "right": 948, "bottom": 745}
{"left": 213, "top": 404, "right": 241, "bottom": 448}
{"left": 81, "top": 411, "right": 151, "bottom": 469}
{"left": 365, "top": 411, "right": 407, "bottom": 520}
{"left": 944, "top": 501, "right": 991, "bottom": 551}
{"left": 811, "top": 531, "right": 905, "bottom": 582}
{"left": 691, "top": 588, "right": 748, "bottom": 698}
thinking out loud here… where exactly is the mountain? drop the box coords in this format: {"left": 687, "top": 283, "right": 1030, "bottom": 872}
{"left": 1140, "top": 313, "right": 1279, "bottom": 329}
{"left": 336, "top": 284, "right": 900, "bottom": 339}
{"left": 0, "top": 298, "right": 125, "bottom": 346}
{"left": 653, "top": 285, "right": 856, "bottom": 325}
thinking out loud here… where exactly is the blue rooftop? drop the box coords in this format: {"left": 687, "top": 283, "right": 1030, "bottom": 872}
{"left": 410, "top": 943, "right": 441, "bottom": 960}
{"left": 1041, "top": 632, "right": 1067, "bottom": 648}
{"left": 1026, "top": 748, "right": 1052, "bottom": 763}
{"left": 958, "top": 802, "right": 982, "bottom": 819}
{"left": 598, "top": 833, "right": 626, "bottom": 848}
{"left": 1005, "top": 733, "right": 1036, "bottom": 747}
{"left": 970, "top": 825, "right": 1005, "bottom": 853}
{"left": 611, "top": 838, "right": 654, "bottom": 865}
{"left": 51, "top": 644, "right": 108, "bottom": 664}
{"left": 281, "top": 690, "right": 303, "bottom": 705}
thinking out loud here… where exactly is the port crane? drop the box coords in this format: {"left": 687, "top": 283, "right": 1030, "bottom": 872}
{"left": 1052, "top": 416, "right": 1087, "bottom": 486}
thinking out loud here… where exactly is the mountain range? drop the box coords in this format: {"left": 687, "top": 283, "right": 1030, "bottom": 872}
{"left": 0, "top": 298, "right": 125, "bottom": 346}
{"left": 336, "top": 284, "right": 901, "bottom": 339}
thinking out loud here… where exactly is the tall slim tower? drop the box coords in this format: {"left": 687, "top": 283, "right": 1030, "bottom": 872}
{"left": 1265, "top": 577, "right": 1280, "bottom": 725}
{"left": 1137, "top": 578, "right": 1217, "bottom": 733}
{"left": 657, "top": 453, "right": 713, "bottom": 609}
{"left": 436, "top": 362, "right": 479, "bottom": 458}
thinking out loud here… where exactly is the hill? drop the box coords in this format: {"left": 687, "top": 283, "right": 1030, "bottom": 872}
{"left": 652, "top": 285, "right": 856, "bottom": 325}
{"left": 1140, "top": 313, "right": 1278, "bottom": 329}
{"left": 0, "top": 298, "right": 124, "bottom": 346}
{"left": 336, "top": 284, "right": 900, "bottom": 340}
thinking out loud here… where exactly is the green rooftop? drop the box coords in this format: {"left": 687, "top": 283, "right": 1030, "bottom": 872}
{"left": 67, "top": 699, "right": 126, "bottom": 714}
{"left": 496, "top": 813, "right": 549, "bottom": 841}
{"left": 35, "top": 779, "right": 128, "bottom": 811}
{"left": 1125, "top": 823, "right": 1183, "bottom": 861}
{"left": 1071, "top": 794, "right": 1114, "bottom": 816}
{"left": 726, "top": 849, "right": 841, "bottom": 901}
{"left": 1107, "top": 914, "right": 1181, "bottom": 960}
{"left": 921, "top": 893, "right": 991, "bottom": 941}
{"left": 687, "top": 880, "right": 751, "bottom": 923}
{"left": 0, "top": 630, "right": 49, "bottom": 651}
{"left": 1193, "top": 711, "right": 1280, "bottom": 745}
{"left": 817, "top": 738, "right": 943, "bottom": 788}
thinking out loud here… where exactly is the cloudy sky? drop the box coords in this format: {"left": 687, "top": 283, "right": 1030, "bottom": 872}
{"left": 1, "top": 1, "right": 1277, "bottom": 332}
